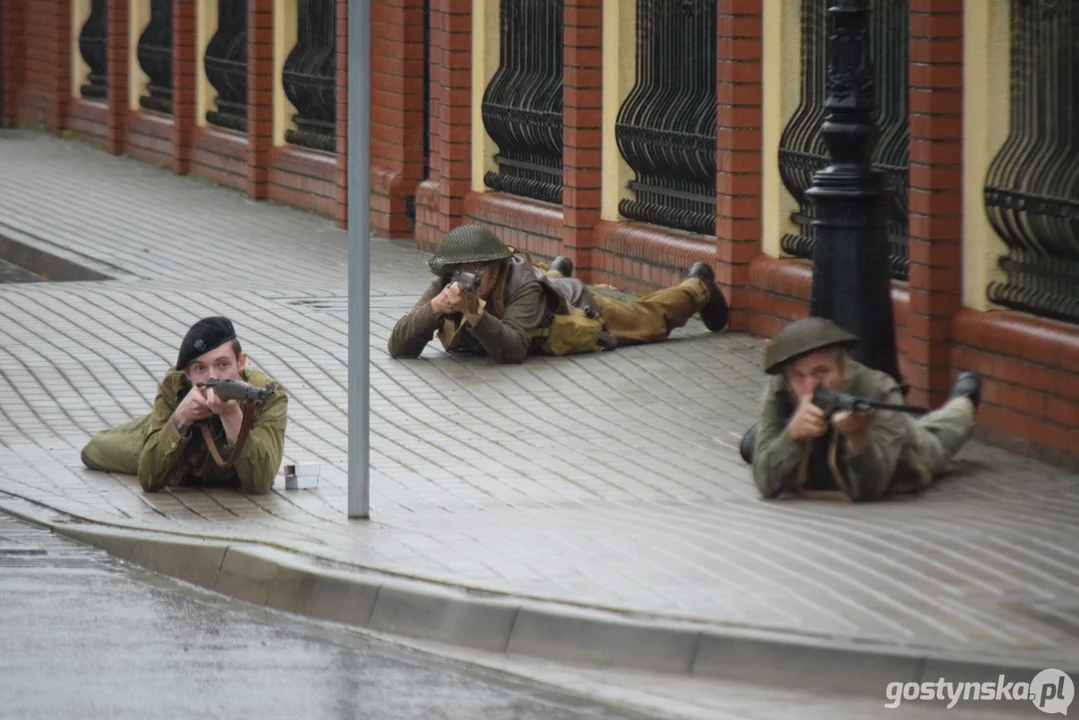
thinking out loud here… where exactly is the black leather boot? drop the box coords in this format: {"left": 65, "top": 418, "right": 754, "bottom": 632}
{"left": 739, "top": 420, "right": 759, "bottom": 465}
{"left": 948, "top": 371, "right": 982, "bottom": 410}
{"left": 549, "top": 256, "right": 574, "bottom": 278}
{"left": 687, "top": 262, "right": 730, "bottom": 332}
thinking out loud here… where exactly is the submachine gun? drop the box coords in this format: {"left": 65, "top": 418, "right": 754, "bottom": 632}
{"left": 443, "top": 268, "right": 482, "bottom": 294}
{"left": 811, "top": 385, "right": 929, "bottom": 420}
{"left": 194, "top": 378, "right": 278, "bottom": 469}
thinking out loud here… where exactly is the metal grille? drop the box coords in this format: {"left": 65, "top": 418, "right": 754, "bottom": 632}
{"left": 136, "top": 0, "right": 173, "bottom": 115}
{"left": 480, "top": 0, "right": 564, "bottom": 205}
{"left": 777, "top": 0, "right": 909, "bottom": 281}
{"left": 204, "top": 0, "right": 248, "bottom": 132}
{"left": 78, "top": 0, "right": 109, "bottom": 99}
{"left": 282, "top": 0, "right": 337, "bottom": 152}
{"left": 984, "top": 0, "right": 1079, "bottom": 324}
{"left": 614, "top": 0, "right": 717, "bottom": 236}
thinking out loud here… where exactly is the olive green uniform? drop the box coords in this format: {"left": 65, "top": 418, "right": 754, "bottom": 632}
{"left": 80, "top": 368, "right": 288, "bottom": 495}
{"left": 752, "top": 360, "right": 975, "bottom": 502}
{"left": 388, "top": 255, "right": 711, "bottom": 362}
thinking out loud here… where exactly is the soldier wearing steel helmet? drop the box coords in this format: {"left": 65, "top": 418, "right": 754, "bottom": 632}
{"left": 740, "top": 316, "right": 982, "bottom": 502}
{"left": 387, "top": 224, "right": 730, "bottom": 363}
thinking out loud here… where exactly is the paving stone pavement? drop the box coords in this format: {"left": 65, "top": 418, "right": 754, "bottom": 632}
{"left": 0, "top": 130, "right": 1077, "bottom": 667}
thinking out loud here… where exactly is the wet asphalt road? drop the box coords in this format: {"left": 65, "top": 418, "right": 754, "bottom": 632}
{"left": 0, "top": 513, "right": 646, "bottom": 720}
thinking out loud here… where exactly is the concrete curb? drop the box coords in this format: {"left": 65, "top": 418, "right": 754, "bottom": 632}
{"left": 3, "top": 495, "right": 1075, "bottom": 694}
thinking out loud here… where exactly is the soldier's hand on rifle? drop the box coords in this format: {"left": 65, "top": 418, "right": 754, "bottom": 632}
{"left": 431, "top": 282, "right": 465, "bottom": 316}
{"left": 786, "top": 393, "right": 829, "bottom": 441}
{"left": 174, "top": 386, "right": 214, "bottom": 426}
{"left": 831, "top": 409, "right": 873, "bottom": 455}
{"left": 204, "top": 387, "right": 241, "bottom": 418}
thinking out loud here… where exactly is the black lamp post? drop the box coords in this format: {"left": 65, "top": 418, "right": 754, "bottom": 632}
{"left": 805, "top": 0, "right": 900, "bottom": 384}
{"left": 738, "top": 0, "right": 900, "bottom": 465}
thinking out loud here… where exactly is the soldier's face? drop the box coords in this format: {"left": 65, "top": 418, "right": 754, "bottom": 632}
{"left": 185, "top": 343, "right": 247, "bottom": 386}
{"left": 785, "top": 349, "right": 847, "bottom": 400}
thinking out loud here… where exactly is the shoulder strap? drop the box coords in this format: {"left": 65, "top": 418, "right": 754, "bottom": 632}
{"left": 200, "top": 399, "right": 259, "bottom": 470}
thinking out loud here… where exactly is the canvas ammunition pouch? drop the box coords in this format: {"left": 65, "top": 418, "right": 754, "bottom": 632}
{"left": 533, "top": 306, "right": 608, "bottom": 356}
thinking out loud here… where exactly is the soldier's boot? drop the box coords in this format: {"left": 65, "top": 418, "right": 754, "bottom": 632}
{"left": 549, "top": 256, "right": 574, "bottom": 278}
{"left": 739, "top": 420, "right": 759, "bottom": 465}
{"left": 948, "top": 371, "right": 982, "bottom": 410}
{"left": 687, "top": 262, "right": 730, "bottom": 332}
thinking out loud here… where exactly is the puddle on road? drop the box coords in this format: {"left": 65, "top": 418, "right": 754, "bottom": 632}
{"left": 0, "top": 258, "right": 44, "bottom": 284}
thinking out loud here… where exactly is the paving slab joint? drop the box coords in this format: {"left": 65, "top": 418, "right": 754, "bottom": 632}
{"left": 0, "top": 494, "right": 1074, "bottom": 695}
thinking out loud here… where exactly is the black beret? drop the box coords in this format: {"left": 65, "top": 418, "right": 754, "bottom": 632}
{"left": 176, "top": 316, "right": 237, "bottom": 370}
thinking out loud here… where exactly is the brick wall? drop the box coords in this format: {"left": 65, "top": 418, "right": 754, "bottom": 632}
{"left": 369, "top": 0, "right": 427, "bottom": 237}
{"left": 1, "top": 0, "right": 26, "bottom": 127}
{"left": 906, "top": 0, "right": 964, "bottom": 409}
{"left": 13, "top": 0, "right": 72, "bottom": 132}
{"left": 105, "top": 0, "right": 128, "bottom": 154}
{"left": 416, "top": 0, "right": 473, "bottom": 250}
{"left": 333, "top": 0, "right": 348, "bottom": 224}
{"left": 560, "top": 0, "right": 603, "bottom": 280}
{"left": 715, "top": 0, "right": 762, "bottom": 333}
{"left": 171, "top": 0, "right": 196, "bottom": 174}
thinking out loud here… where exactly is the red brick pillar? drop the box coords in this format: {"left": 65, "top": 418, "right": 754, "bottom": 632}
{"left": 416, "top": 0, "right": 472, "bottom": 246}
{"left": 367, "top": 0, "right": 427, "bottom": 237}
{"left": 561, "top": 0, "right": 603, "bottom": 280}
{"left": 334, "top": 0, "right": 349, "bottom": 225}
{"left": 171, "top": 0, "right": 197, "bottom": 174}
{"left": 246, "top": 0, "right": 275, "bottom": 198}
{"left": 1, "top": 0, "right": 25, "bottom": 127}
{"left": 105, "top": 0, "right": 128, "bottom": 153}
{"left": 907, "top": 0, "right": 964, "bottom": 408}
{"left": 51, "top": 0, "right": 72, "bottom": 133}
{"left": 715, "top": 0, "right": 762, "bottom": 333}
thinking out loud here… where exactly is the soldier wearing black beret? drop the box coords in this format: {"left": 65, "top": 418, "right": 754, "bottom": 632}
{"left": 80, "top": 316, "right": 288, "bottom": 495}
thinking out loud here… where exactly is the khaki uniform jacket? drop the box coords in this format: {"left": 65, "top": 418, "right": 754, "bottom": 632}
{"left": 387, "top": 255, "right": 608, "bottom": 363}
{"left": 81, "top": 368, "right": 288, "bottom": 495}
{"left": 752, "top": 361, "right": 932, "bottom": 502}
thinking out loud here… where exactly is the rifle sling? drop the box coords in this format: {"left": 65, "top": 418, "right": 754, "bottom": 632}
{"left": 201, "top": 399, "right": 259, "bottom": 470}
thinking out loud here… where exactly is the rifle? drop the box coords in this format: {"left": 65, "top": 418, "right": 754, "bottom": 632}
{"left": 811, "top": 385, "right": 929, "bottom": 420}
{"left": 445, "top": 269, "right": 482, "bottom": 294}
{"left": 194, "top": 378, "right": 278, "bottom": 469}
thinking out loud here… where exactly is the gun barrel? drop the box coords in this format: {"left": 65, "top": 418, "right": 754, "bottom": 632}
{"left": 198, "top": 379, "right": 276, "bottom": 402}
{"left": 865, "top": 401, "right": 927, "bottom": 415}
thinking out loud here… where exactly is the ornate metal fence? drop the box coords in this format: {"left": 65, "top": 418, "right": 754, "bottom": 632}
{"left": 985, "top": 0, "right": 1079, "bottom": 324}
{"left": 480, "top": 0, "right": 564, "bottom": 205}
{"left": 777, "top": 0, "right": 909, "bottom": 280}
{"left": 282, "top": 0, "right": 336, "bottom": 151}
{"left": 78, "top": 0, "right": 109, "bottom": 99}
{"left": 614, "top": 0, "right": 717, "bottom": 236}
{"left": 137, "top": 0, "right": 173, "bottom": 114}
{"left": 204, "top": 0, "right": 248, "bottom": 131}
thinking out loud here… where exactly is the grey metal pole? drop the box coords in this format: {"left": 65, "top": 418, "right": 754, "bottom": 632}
{"left": 347, "top": 0, "right": 371, "bottom": 519}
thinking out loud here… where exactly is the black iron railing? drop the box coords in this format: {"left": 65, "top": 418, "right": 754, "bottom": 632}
{"left": 614, "top": 0, "right": 717, "bottom": 236}
{"left": 282, "top": 0, "right": 336, "bottom": 151}
{"left": 985, "top": 0, "right": 1079, "bottom": 324}
{"left": 137, "top": 0, "right": 173, "bottom": 114}
{"left": 204, "top": 0, "right": 248, "bottom": 131}
{"left": 78, "top": 0, "right": 108, "bottom": 99}
{"left": 778, "top": 0, "right": 909, "bottom": 280}
{"left": 480, "top": 0, "right": 564, "bottom": 205}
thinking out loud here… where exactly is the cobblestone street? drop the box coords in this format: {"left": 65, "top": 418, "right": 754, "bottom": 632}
{"left": 1, "top": 131, "right": 1077, "bottom": 669}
